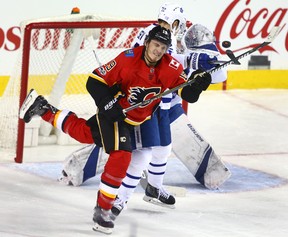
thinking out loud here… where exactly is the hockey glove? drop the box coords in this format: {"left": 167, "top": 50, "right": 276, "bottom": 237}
{"left": 98, "top": 96, "right": 126, "bottom": 122}
{"left": 187, "top": 52, "right": 217, "bottom": 71}
{"left": 189, "top": 69, "right": 212, "bottom": 91}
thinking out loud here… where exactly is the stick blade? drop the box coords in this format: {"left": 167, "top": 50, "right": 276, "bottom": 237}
{"left": 226, "top": 50, "right": 241, "bottom": 65}
{"left": 266, "top": 26, "right": 281, "bottom": 43}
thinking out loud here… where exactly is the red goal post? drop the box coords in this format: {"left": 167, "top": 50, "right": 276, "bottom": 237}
{"left": 0, "top": 16, "right": 188, "bottom": 163}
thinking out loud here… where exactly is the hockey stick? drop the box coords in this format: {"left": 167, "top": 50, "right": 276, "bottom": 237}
{"left": 209, "top": 49, "right": 240, "bottom": 65}
{"left": 225, "top": 49, "right": 241, "bottom": 65}
{"left": 123, "top": 26, "right": 280, "bottom": 114}
{"left": 87, "top": 35, "right": 102, "bottom": 67}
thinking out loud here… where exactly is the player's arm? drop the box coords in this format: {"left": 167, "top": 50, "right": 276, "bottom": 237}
{"left": 183, "top": 23, "right": 227, "bottom": 83}
{"left": 179, "top": 69, "right": 211, "bottom": 103}
{"left": 185, "top": 44, "right": 227, "bottom": 83}
{"left": 86, "top": 61, "right": 126, "bottom": 122}
{"left": 87, "top": 73, "right": 112, "bottom": 105}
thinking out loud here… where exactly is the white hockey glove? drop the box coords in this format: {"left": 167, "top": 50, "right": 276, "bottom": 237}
{"left": 186, "top": 52, "right": 217, "bottom": 71}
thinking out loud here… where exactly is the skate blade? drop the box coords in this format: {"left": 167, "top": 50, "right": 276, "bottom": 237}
{"left": 143, "top": 195, "right": 175, "bottom": 209}
{"left": 92, "top": 223, "right": 113, "bottom": 234}
{"left": 19, "top": 89, "right": 38, "bottom": 119}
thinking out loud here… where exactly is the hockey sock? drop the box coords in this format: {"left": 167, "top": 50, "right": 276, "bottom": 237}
{"left": 98, "top": 150, "right": 131, "bottom": 209}
{"left": 42, "top": 109, "right": 95, "bottom": 144}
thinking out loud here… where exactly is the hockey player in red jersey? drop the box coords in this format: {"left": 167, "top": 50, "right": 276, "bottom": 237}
{"left": 48, "top": 3, "right": 230, "bottom": 223}
{"left": 19, "top": 25, "right": 211, "bottom": 234}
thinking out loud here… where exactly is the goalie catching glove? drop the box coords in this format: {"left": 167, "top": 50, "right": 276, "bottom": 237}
{"left": 189, "top": 69, "right": 211, "bottom": 91}
{"left": 98, "top": 96, "right": 126, "bottom": 122}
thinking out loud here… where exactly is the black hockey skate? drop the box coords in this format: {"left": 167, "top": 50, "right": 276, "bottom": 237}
{"left": 19, "top": 89, "right": 49, "bottom": 123}
{"left": 92, "top": 205, "right": 114, "bottom": 234}
{"left": 143, "top": 183, "right": 176, "bottom": 209}
{"left": 110, "top": 196, "right": 127, "bottom": 221}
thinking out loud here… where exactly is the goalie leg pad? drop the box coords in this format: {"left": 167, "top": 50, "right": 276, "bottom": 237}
{"left": 82, "top": 145, "right": 101, "bottom": 183}
{"left": 171, "top": 113, "right": 231, "bottom": 189}
{"left": 203, "top": 150, "right": 231, "bottom": 189}
{"left": 59, "top": 144, "right": 104, "bottom": 186}
{"left": 194, "top": 146, "right": 213, "bottom": 185}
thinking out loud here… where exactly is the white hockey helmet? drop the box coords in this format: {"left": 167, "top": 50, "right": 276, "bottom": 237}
{"left": 158, "top": 3, "right": 187, "bottom": 36}
{"left": 183, "top": 24, "right": 215, "bottom": 49}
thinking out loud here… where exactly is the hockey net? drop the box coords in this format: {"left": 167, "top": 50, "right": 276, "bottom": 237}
{"left": 0, "top": 14, "right": 155, "bottom": 163}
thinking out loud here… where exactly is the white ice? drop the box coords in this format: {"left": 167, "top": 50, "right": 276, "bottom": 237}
{"left": 1, "top": 89, "right": 288, "bottom": 237}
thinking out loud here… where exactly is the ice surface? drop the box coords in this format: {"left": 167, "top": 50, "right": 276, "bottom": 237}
{"left": 1, "top": 89, "right": 288, "bottom": 237}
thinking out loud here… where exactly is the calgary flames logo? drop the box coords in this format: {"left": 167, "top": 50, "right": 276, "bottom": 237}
{"left": 128, "top": 87, "right": 161, "bottom": 107}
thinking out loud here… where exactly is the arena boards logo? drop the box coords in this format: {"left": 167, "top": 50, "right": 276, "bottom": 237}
{"left": 0, "top": 26, "right": 140, "bottom": 52}
{"left": 0, "top": 26, "right": 21, "bottom": 51}
{"left": 0, "top": 1, "right": 287, "bottom": 53}
{"left": 214, "top": 0, "right": 288, "bottom": 54}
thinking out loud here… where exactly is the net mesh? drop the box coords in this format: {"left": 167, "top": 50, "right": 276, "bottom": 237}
{"left": 0, "top": 15, "right": 152, "bottom": 162}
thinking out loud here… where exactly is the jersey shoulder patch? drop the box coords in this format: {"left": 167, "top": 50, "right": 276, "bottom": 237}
{"left": 169, "top": 58, "right": 181, "bottom": 70}
{"left": 124, "top": 49, "right": 135, "bottom": 57}
{"left": 162, "top": 54, "right": 181, "bottom": 71}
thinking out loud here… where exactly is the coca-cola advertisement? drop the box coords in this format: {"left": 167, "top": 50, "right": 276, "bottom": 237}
{"left": 1, "top": 0, "right": 287, "bottom": 76}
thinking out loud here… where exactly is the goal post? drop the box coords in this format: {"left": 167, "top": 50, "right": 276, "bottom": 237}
{"left": 0, "top": 16, "right": 189, "bottom": 164}
{"left": 0, "top": 15, "right": 155, "bottom": 163}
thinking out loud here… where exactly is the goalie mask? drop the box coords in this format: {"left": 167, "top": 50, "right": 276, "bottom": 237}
{"left": 158, "top": 3, "right": 187, "bottom": 36}
{"left": 183, "top": 24, "right": 216, "bottom": 49}
{"left": 146, "top": 25, "right": 172, "bottom": 47}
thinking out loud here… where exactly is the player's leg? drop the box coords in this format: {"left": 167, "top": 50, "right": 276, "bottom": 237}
{"left": 110, "top": 113, "right": 160, "bottom": 219}
{"left": 19, "top": 89, "right": 95, "bottom": 144}
{"left": 111, "top": 147, "right": 152, "bottom": 219}
{"left": 143, "top": 143, "right": 175, "bottom": 208}
{"left": 147, "top": 146, "right": 170, "bottom": 189}
{"left": 142, "top": 108, "right": 176, "bottom": 207}
{"left": 58, "top": 114, "right": 107, "bottom": 186}
{"left": 93, "top": 114, "right": 133, "bottom": 234}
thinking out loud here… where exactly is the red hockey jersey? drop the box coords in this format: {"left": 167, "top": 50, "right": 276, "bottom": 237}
{"left": 90, "top": 46, "right": 187, "bottom": 125}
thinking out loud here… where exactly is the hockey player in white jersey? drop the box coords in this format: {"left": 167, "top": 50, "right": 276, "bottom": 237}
{"left": 59, "top": 3, "right": 230, "bottom": 215}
